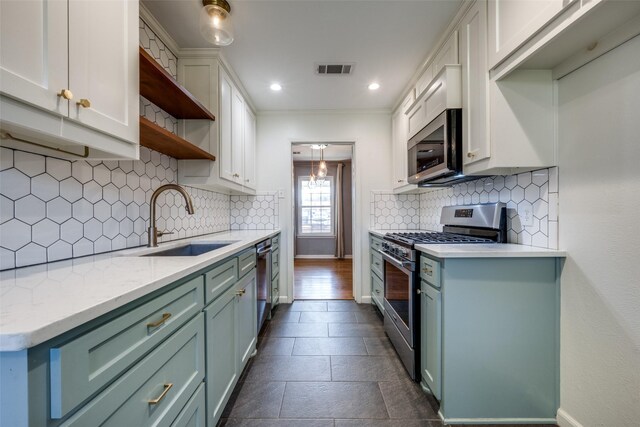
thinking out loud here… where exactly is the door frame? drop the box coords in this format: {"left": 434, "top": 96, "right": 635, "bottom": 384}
{"left": 288, "top": 141, "right": 359, "bottom": 302}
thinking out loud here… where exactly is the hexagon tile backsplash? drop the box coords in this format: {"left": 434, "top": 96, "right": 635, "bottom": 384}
{"left": 0, "top": 146, "right": 279, "bottom": 270}
{"left": 372, "top": 167, "right": 559, "bottom": 250}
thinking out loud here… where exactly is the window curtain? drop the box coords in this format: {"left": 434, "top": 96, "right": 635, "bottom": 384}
{"left": 335, "top": 162, "right": 345, "bottom": 259}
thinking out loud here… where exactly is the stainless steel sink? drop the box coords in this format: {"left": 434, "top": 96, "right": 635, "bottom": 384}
{"left": 141, "top": 242, "right": 234, "bottom": 257}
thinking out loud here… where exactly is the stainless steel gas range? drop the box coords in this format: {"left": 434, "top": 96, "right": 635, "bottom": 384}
{"left": 379, "top": 203, "right": 507, "bottom": 380}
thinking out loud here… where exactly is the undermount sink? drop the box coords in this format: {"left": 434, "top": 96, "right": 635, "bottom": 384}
{"left": 141, "top": 242, "right": 235, "bottom": 257}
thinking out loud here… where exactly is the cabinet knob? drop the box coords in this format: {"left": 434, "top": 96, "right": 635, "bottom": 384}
{"left": 233, "top": 173, "right": 240, "bottom": 178}
{"left": 467, "top": 152, "right": 475, "bottom": 158}
{"left": 397, "top": 179, "right": 404, "bottom": 183}
{"left": 77, "top": 98, "right": 91, "bottom": 108}
{"left": 58, "top": 89, "right": 73, "bottom": 100}
{"left": 236, "top": 289, "right": 246, "bottom": 296}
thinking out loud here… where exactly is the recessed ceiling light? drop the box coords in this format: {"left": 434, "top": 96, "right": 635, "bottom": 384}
{"left": 368, "top": 82, "right": 380, "bottom": 91}
{"left": 270, "top": 83, "right": 282, "bottom": 91}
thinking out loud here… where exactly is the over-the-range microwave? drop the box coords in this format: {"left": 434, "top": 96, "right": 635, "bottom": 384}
{"left": 407, "top": 109, "right": 481, "bottom": 187}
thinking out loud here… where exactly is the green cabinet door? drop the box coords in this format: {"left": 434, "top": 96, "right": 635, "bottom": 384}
{"left": 421, "top": 283, "right": 442, "bottom": 401}
{"left": 236, "top": 270, "right": 257, "bottom": 370}
{"left": 204, "top": 285, "right": 238, "bottom": 425}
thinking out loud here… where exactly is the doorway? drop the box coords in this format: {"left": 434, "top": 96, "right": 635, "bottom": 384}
{"left": 291, "top": 143, "right": 354, "bottom": 300}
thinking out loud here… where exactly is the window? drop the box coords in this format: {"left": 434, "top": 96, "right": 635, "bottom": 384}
{"left": 298, "top": 176, "right": 334, "bottom": 236}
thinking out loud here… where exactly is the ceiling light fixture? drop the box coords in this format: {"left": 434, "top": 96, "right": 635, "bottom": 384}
{"left": 199, "top": 0, "right": 234, "bottom": 47}
{"left": 368, "top": 82, "right": 380, "bottom": 91}
{"left": 270, "top": 83, "right": 282, "bottom": 91}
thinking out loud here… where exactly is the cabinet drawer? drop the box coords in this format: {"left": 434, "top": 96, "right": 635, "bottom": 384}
{"left": 272, "top": 247, "right": 280, "bottom": 279}
{"left": 420, "top": 256, "right": 441, "bottom": 288}
{"left": 205, "top": 258, "right": 238, "bottom": 304}
{"left": 61, "top": 314, "right": 205, "bottom": 427}
{"left": 371, "top": 250, "right": 383, "bottom": 280}
{"left": 272, "top": 273, "right": 280, "bottom": 307}
{"left": 407, "top": 101, "right": 426, "bottom": 139}
{"left": 50, "top": 276, "right": 204, "bottom": 418}
{"left": 171, "top": 383, "right": 206, "bottom": 427}
{"left": 371, "top": 273, "right": 384, "bottom": 313}
{"left": 369, "top": 235, "right": 383, "bottom": 252}
{"left": 272, "top": 234, "right": 280, "bottom": 250}
{"left": 238, "top": 248, "right": 256, "bottom": 278}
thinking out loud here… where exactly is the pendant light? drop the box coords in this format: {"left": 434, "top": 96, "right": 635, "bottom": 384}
{"left": 317, "top": 146, "right": 328, "bottom": 179}
{"left": 199, "top": 0, "right": 234, "bottom": 47}
{"left": 308, "top": 147, "right": 317, "bottom": 189}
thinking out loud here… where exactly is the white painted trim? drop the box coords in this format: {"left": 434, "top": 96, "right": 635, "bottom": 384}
{"left": 360, "top": 295, "right": 372, "bottom": 304}
{"left": 139, "top": 3, "right": 181, "bottom": 57}
{"left": 278, "top": 295, "right": 292, "bottom": 304}
{"left": 557, "top": 408, "right": 584, "bottom": 427}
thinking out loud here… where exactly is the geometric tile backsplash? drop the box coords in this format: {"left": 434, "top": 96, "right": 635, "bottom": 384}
{"left": 371, "top": 167, "right": 559, "bottom": 250}
{"left": 0, "top": 146, "right": 230, "bottom": 270}
{"left": 0, "top": 145, "right": 280, "bottom": 270}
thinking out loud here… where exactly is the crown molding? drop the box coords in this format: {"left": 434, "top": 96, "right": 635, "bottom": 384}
{"left": 391, "top": 0, "right": 475, "bottom": 113}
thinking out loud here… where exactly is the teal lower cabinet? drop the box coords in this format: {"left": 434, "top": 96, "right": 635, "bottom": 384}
{"left": 0, "top": 247, "right": 260, "bottom": 427}
{"left": 171, "top": 383, "right": 206, "bottom": 427}
{"left": 204, "top": 268, "right": 257, "bottom": 427}
{"left": 419, "top": 254, "right": 561, "bottom": 424}
{"left": 369, "top": 233, "right": 384, "bottom": 313}
{"left": 61, "top": 314, "right": 205, "bottom": 427}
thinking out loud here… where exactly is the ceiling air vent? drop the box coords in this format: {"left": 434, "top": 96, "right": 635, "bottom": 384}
{"left": 316, "top": 63, "right": 354, "bottom": 75}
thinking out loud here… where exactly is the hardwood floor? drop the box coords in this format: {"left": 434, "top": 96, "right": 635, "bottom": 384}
{"left": 294, "top": 258, "right": 353, "bottom": 300}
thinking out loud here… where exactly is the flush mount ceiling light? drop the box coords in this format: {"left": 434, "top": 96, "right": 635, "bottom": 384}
{"left": 368, "top": 82, "right": 380, "bottom": 91}
{"left": 270, "top": 83, "right": 282, "bottom": 91}
{"left": 310, "top": 144, "right": 327, "bottom": 150}
{"left": 199, "top": 0, "right": 234, "bottom": 47}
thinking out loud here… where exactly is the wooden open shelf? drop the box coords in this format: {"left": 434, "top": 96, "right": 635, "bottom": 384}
{"left": 139, "top": 117, "right": 215, "bottom": 160}
{"left": 139, "top": 47, "right": 216, "bottom": 121}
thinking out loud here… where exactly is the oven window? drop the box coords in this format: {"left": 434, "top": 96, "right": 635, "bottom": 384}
{"left": 408, "top": 124, "right": 446, "bottom": 177}
{"left": 384, "top": 260, "right": 410, "bottom": 328}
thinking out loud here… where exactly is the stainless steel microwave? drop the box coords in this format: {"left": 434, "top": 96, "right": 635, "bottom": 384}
{"left": 407, "top": 109, "right": 477, "bottom": 187}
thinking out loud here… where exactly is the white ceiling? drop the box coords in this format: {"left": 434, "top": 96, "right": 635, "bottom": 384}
{"left": 292, "top": 144, "right": 353, "bottom": 161}
{"left": 142, "top": 0, "right": 463, "bottom": 111}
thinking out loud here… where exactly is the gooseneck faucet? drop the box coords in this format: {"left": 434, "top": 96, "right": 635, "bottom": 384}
{"left": 148, "top": 184, "right": 195, "bottom": 247}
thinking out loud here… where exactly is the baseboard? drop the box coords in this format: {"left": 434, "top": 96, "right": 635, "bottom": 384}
{"left": 278, "top": 295, "right": 291, "bottom": 304}
{"left": 442, "top": 417, "right": 557, "bottom": 425}
{"left": 557, "top": 408, "right": 584, "bottom": 427}
{"left": 360, "top": 295, "right": 372, "bottom": 304}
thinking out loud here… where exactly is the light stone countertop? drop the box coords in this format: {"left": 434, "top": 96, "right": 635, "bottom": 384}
{"left": 0, "top": 229, "right": 280, "bottom": 351}
{"left": 369, "top": 229, "right": 566, "bottom": 258}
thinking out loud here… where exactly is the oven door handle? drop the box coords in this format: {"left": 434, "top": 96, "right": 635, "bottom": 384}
{"left": 381, "top": 252, "right": 415, "bottom": 273}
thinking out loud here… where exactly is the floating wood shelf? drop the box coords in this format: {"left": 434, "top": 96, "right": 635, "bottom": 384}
{"left": 139, "top": 47, "right": 216, "bottom": 120}
{"left": 139, "top": 117, "right": 215, "bottom": 160}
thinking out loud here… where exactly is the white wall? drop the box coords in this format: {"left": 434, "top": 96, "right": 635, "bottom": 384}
{"left": 255, "top": 111, "right": 392, "bottom": 302}
{"left": 556, "top": 35, "right": 640, "bottom": 427}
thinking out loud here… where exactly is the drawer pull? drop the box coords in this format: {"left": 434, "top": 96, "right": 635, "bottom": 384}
{"left": 148, "top": 383, "right": 173, "bottom": 405}
{"left": 236, "top": 289, "right": 246, "bottom": 297}
{"left": 375, "top": 289, "right": 380, "bottom": 294}
{"left": 423, "top": 267, "right": 433, "bottom": 276}
{"left": 146, "top": 312, "right": 172, "bottom": 328}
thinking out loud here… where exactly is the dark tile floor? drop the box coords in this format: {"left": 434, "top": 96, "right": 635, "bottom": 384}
{"left": 218, "top": 300, "right": 557, "bottom": 427}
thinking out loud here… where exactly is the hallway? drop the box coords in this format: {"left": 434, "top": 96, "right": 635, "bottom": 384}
{"left": 294, "top": 259, "right": 353, "bottom": 300}
{"left": 218, "top": 300, "right": 440, "bottom": 426}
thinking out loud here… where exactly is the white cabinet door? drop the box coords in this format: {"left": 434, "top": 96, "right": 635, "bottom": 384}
{"left": 219, "top": 68, "right": 234, "bottom": 182}
{"left": 231, "top": 87, "right": 245, "bottom": 183}
{"left": 391, "top": 109, "right": 409, "bottom": 189}
{"left": 432, "top": 31, "right": 459, "bottom": 76}
{"left": 487, "top": 0, "right": 565, "bottom": 69}
{"left": 0, "top": 0, "right": 68, "bottom": 116}
{"left": 243, "top": 105, "right": 256, "bottom": 189}
{"left": 68, "top": 0, "right": 138, "bottom": 144}
{"left": 460, "top": 0, "right": 490, "bottom": 166}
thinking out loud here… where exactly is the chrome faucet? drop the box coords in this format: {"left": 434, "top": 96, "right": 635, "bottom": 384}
{"left": 148, "top": 184, "right": 195, "bottom": 247}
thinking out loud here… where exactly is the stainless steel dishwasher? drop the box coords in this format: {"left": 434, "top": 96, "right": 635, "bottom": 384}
{"left": 256, "top": 239, "right": 272, "bottom": 334}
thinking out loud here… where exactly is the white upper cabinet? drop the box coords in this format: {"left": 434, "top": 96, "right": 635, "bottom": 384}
{"left": 231, "top": 87, "right": 245, "bottom": 184}
{"left": 243, "top": 106, "right": 256, "bottom": 190}
{"left": 459, "top": 0, "right": 490, "bottom": 166}
{"left": 487, "top": 0, "right": 565, "bottom": 69}
{"left": 0, "top": 0, "right": 68, "bottom": 116}
{"left": 0, "top": 0, "right": 139, "bottom": 159}
{"left": 68, "top": 0, "right": 138, "bottom": 144}
{"left": 178, "top": 57, "right": 256, "bottom": 194}
{"left": 433, "top": 31, "right": 459, "bottom": 76}
{"left": 218, "top": 67, "right": 235, "bottom": 183}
